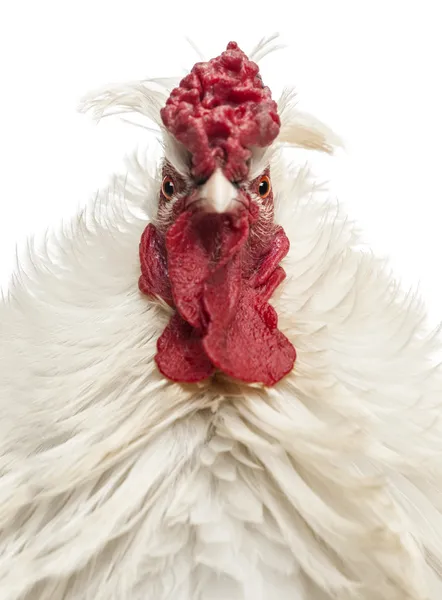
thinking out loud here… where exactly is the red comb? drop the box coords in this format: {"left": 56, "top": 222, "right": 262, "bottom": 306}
{"left": 160, "top": 41, "right": 280, "bottom": 182}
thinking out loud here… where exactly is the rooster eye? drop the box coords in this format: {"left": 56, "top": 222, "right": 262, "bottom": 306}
{"left": 162, "top": 176, "right": 175, "bottom": 200}
{"left": 258, "top": 175, "right": 271, "bottom": 199}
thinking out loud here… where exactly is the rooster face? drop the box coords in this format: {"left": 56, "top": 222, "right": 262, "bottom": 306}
{"left": 156, "top": 160, "right": 275, "bottom": 233}
{"left": 139, "top": 150, "right": 295, "bottom": 387}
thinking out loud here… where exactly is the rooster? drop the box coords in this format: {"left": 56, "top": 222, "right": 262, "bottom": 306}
{"left": 1, "top": 38, "right": 442, "bottom": 600}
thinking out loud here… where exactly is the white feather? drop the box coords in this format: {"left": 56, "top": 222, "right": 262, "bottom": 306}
{"left": 277, "top": 88, "right": 344, "bottom": 153}
{"left": 79, "top": 80, "right": 168, "bottom": 128}
{"left": 249, "top": 33, "right": 285, "bottom": 63}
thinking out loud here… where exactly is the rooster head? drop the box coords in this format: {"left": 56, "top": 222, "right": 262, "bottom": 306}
{"left": 81, "top": 39, "right": 340, "bottom": 387}
{"left": 140, "top": 42, "right": 298, "bottom": 386}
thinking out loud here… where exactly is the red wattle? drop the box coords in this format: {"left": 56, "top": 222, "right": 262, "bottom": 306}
{"left": 165, "top": 210, "right": 249, "bottom": 331}
{"left": 139, "top": 213, "right": 296, "bottom": 386}
{"left": 155, "top": 313, "right": 215, "bottom": 383}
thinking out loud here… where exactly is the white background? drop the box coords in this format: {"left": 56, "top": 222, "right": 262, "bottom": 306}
{"left": 1, "top": 1, "right": 441, "bottom": 324}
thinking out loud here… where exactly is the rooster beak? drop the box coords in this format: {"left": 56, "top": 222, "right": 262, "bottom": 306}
{"left": 199, "top": 169, "right": 238, "bottom": 214}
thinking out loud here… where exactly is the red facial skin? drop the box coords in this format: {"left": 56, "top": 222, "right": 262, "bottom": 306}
{"left": 138, "top": 165, "right": 296, "bottom": 387}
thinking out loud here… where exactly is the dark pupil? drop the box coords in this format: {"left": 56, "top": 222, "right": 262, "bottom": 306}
{"left": 164, "top": 180, "right": 174, "bottom": 196}
{"left": 259, "top": 179, "right": 269, "bottom": 196}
